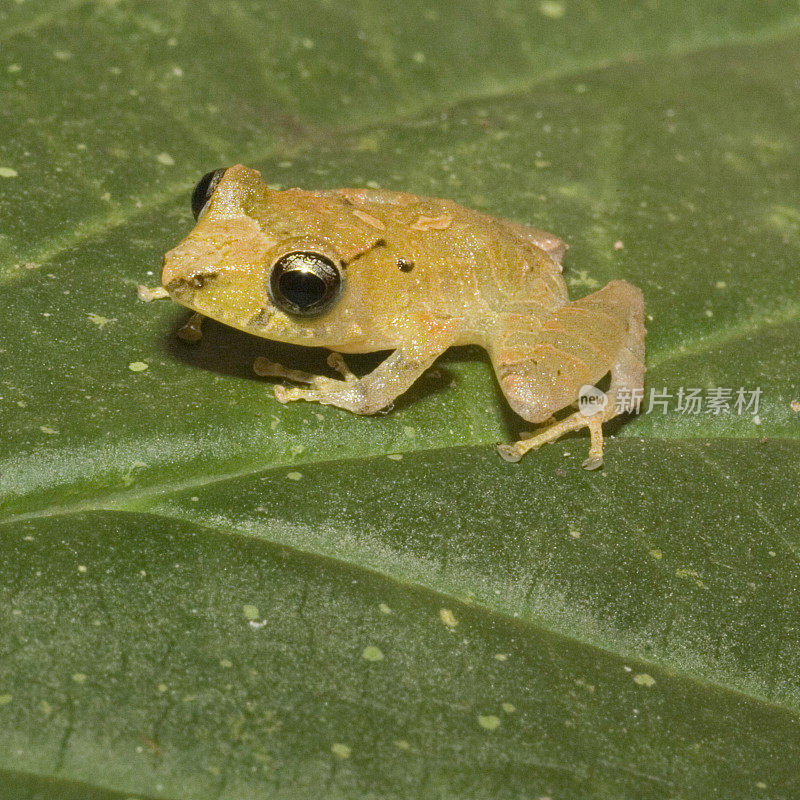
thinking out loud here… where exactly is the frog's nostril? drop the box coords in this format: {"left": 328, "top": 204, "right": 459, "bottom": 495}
{"left": 186, "top": 271, "right": 218, "bottom": 289}
{"left": 161, "top": 265, "right": 218, "bottom": 297}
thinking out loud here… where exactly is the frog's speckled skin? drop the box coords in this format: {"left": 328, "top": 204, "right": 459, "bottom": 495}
{"left": 162, "top": 165, "right": 645, "bottom": 468}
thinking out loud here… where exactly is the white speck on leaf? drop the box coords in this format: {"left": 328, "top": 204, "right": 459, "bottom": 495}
{"left": 439, "top": 608, "right": 458, "bottom": 628}
{"left": 568, "top": 270, "right": 600, "bottom": 289}
{"left": 87, "top": 313, "right": 116, "bottom": 329}
{"left": 362, "top": 646, "right": 384, "bottom": 662}
{"left": 539, "top": 1, "right": 565, "bottom": 18}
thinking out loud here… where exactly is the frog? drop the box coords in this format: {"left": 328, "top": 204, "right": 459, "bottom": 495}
{"left": 159, "top": 164, "right": 646, "bottom": 469}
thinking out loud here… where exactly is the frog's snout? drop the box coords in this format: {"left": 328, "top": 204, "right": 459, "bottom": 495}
{"left": 161, "top": 248, "right": 219, "bottom": 301}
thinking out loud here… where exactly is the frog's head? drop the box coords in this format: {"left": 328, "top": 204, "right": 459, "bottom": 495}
{"left": 162, "top": 164, "right": 402, "bottom": 350}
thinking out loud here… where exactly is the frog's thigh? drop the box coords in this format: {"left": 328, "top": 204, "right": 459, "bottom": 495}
{"left": 494, "top": 280, "right": 645, "bottom": 422}
{"left": 496, "top": 280, "right": 645, "bottom": 468}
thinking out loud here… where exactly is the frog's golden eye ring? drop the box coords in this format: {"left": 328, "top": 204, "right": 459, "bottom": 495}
{"left": 268, "top": 251, "right": 343, "bottom": 316}
{"left": 191, "top": 168, "right": 227, "bottom": 220}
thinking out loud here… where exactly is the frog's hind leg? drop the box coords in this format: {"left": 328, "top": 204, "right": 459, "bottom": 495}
{"left": 494, "top": 280, "right": 645, "bottom": 469}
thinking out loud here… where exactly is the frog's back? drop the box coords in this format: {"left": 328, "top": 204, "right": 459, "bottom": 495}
{"left": 331, "top": 188, "right": 569, "bottom": 326}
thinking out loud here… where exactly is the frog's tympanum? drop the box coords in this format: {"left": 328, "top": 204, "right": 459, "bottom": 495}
{"left": 161, "top": 165, "right": 645, "bottom": 469}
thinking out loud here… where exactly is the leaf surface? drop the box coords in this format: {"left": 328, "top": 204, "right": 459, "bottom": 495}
{"left": 1, "top": 1, "right": 799, "bottom": 797}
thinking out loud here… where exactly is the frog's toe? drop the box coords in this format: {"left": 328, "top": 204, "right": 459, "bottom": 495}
{"left": 581, "top": 453, "right": 604, "bottom": 471}
{"left": 326, "top": 352, "right": 357, "bottom": 383}
{"left": 497, "top": 443, "right": 523, "bottom": 463}
{"left": 273, "top": 385, "right": 290, "bottom": 403}
{"left": 255, "top": 357, "right": 319, "bottom": 385}
{"left": 177, "top": 312, "right": 204, "bottom": 343}
{"left": 273, "top": 385, "right": 307, "bottom": 403}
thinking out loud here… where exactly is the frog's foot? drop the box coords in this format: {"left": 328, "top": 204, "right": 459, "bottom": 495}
{"left": 257, "top": 330, "right": 460, "bottom": 416}
{"left": 137, "top": 285, "right": 170, "bottom": 302}
{"left": 253, "top": 356, "right": 361, "bottom": 409}
{"left": 497, "top": 411, "right": 605, "bottom": 470}
{"left": 177, "top": 312, "right": 204, "bottom": 343}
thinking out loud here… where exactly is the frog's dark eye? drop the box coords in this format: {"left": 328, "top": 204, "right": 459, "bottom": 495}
{"left": 268, "top": 251, "right": 342, "bottom": 316}
{"left": 191, "top": 168, "right": 227, "bottom": 220}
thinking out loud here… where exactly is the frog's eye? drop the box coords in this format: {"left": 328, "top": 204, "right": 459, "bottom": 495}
{"left": 268, "top": 251, "right": 342, "bottom": 316}
{"left": 191, "top": 168, "right": 227, "bottom": 220}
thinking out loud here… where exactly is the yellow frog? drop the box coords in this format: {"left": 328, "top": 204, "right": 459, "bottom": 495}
{"left": 159, "top": 165, "right": 645, "bottom": 468}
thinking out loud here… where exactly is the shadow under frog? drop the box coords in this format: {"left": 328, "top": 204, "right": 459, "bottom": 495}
{"left": 161, "top": 310, "right": 459, "bottom": 415}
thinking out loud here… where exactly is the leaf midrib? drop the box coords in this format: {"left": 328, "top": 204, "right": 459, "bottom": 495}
{"left": 6, "top": 501, "right": 799, "bottom": 723}
{"left": 2, "top": 436, "right": 798, "bottom": 529}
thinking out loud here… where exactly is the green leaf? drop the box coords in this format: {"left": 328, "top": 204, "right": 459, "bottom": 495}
{"left": 2, "top": 1, "right": 800, "bottom": 797}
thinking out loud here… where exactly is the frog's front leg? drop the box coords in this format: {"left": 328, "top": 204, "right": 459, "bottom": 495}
{"left": 255, "top": 322, "right": 459, "bottom": 415}
{"left": 494, "top": 280, "right": 645, "bottom": 469}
